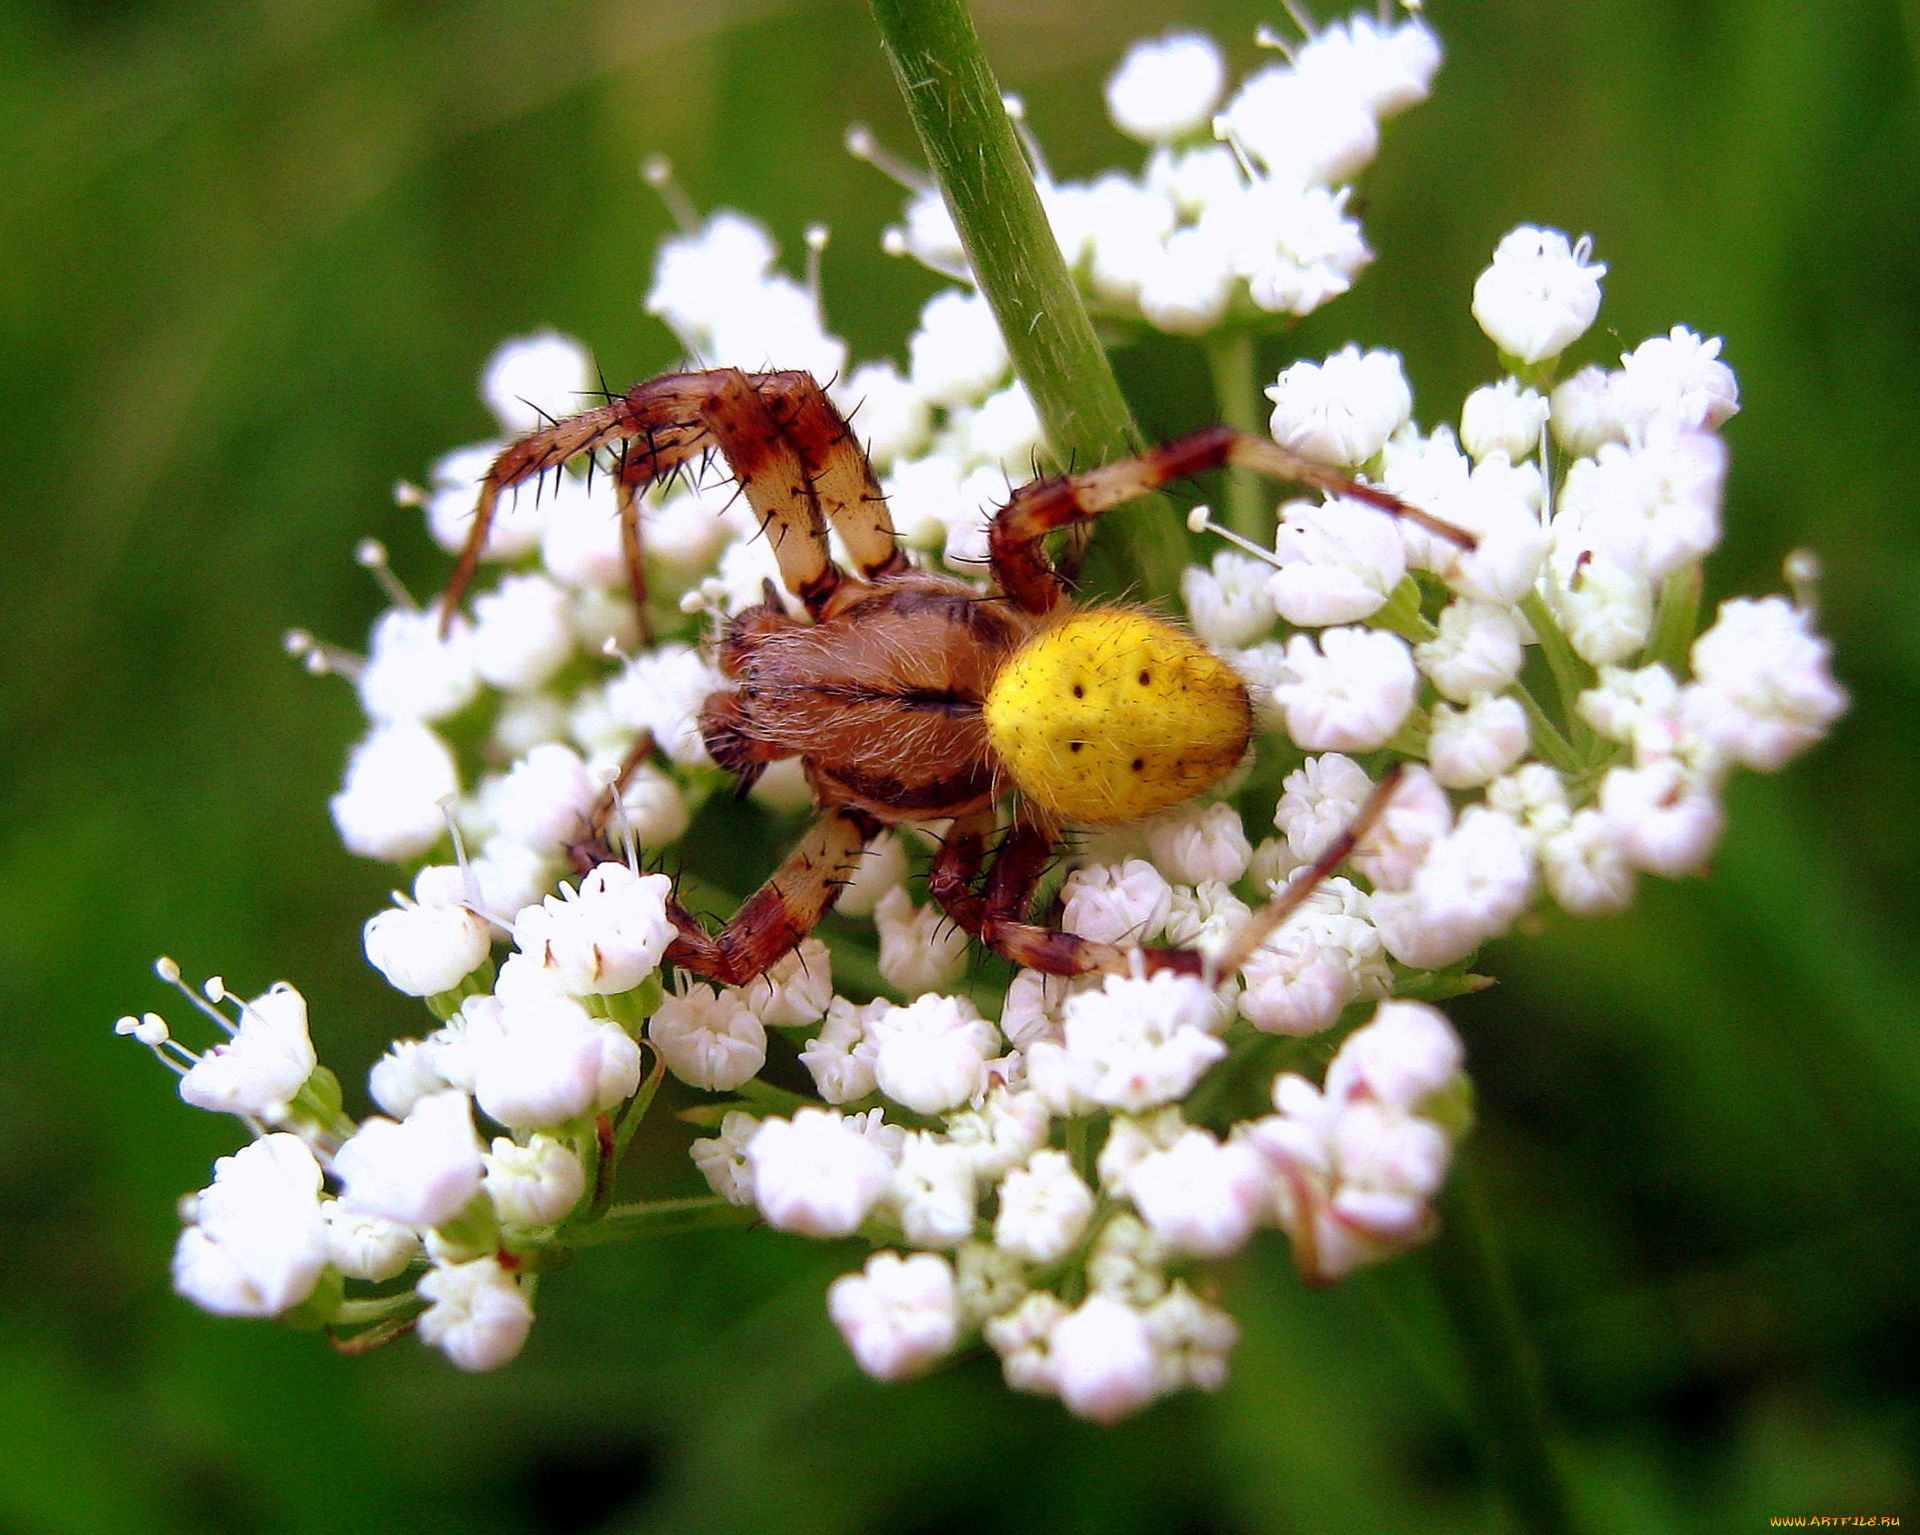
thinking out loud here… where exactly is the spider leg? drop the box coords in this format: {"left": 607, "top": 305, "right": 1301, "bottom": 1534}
{"left": 927, "top": 807, "right": 1203, "bottom": 979}
{"left": 440, "top": 368, "right": 873, "bottom": 634}
{"left": 756, "top": 371, "right": 911, "bottom": 584}
{"left": 986, "top": 426, "right": 1478, "bottom": 614}
{"left": 663, "top": 805, "right": 881, "bottom": 987}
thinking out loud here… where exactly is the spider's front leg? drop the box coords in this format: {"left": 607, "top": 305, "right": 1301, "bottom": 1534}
{"left": 663, "top": 805, "right": 881, "bottom": 987}
{"left": 986, "top": 426, "right": 1477, "bottom": 613}
{"left": 928, "top": 809, "right": 1203, "bottom": 979}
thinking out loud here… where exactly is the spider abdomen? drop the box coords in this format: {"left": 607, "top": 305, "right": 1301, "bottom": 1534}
{"left": 982, "top": 609, "right": 1251, "bottom": 826}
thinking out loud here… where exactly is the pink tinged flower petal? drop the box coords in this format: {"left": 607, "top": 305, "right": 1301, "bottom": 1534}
{"left": 417, "top": 1256, "right": 534, "bottom": 1371}
{"left": 1050, "top": 1295, "right": 1161, "bottom": 1424}
{"left": 746, "top": 1109, "right": 895, "bottom": 1238}
{"left": 828, "top": 1252, "right": 962, "bottom": 1382}
{"left": 334, "top": 1089, "right": 485, "bottom": 1228}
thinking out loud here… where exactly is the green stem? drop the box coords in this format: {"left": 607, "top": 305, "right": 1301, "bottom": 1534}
{"left": 1207, "top": 330, "right": 1266, "bottom": 543}
{"left": 1644, "top": 563, "right": 1703, "bottom": 677}
{"left": 1427, "top": 1157, "right": 1580, "bottom": 1535}
{"left": 869, "top": 0, "right": 1187, "bottom": 599}
{"left": 1519, "top": 591, "right": 1595, "bottom": 757}
{"left": 1513, "top": 682, "right": 1584, "bottom": 775}
{"left": 568, "top": 1196, "right": 759, "bottom": 1246}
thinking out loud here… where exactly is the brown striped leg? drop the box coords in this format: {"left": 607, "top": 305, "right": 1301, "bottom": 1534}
{"left": 439, "top": 368, "right": 861, "bottom": 634}
{"left": 664, "top": 806, "right": 880, "bottom": 987}
{"left": 985, "top": 426, "right": 1479, "bottom": 615}
{"left": 758, "top": 371, "right": 911, "bottom": 584}
{"left": 927, "top": 808, "right": 1204, "bottom": 979}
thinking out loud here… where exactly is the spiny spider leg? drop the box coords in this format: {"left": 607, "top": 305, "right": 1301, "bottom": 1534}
{"left": 661, "top": 804, "right": 881, "bottom": 987}
{"left": 440, "top": 368, "right": 907, "bottom": 637}
{"left": 928, "top": 808, "right": 1205, "bottom": 979}
{"left": 987, "top": 425, "right": 1479, "bottom": 614}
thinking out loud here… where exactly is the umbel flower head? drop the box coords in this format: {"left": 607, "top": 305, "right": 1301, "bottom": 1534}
{"left": 118, "top": 1, "right": 1843, "bottom": 1421}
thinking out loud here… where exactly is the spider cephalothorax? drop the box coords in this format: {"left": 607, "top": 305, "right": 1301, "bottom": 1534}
{"left": 443, "top": 367, "right": 1466, "bottom": 988}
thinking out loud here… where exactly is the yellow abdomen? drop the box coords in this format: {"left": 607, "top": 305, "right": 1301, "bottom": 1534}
{"left": 984, "top": 609, "right": 1252, "bottom": 826}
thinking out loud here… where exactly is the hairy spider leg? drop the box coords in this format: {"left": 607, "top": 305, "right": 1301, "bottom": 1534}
{"left": 661, "top": 804, "right": 882, "bottom": 987}
{"left": 986, "top": 425, "right": 1478, "bottom": 614}
{"left": 440, "top": 369, "right": 906, "bottom": 636}
{"left": 930, "top": 807, "right": 1206, "bottom": 979}
{"left": 930, "top": 768, "right": 1407, "bottom": 984}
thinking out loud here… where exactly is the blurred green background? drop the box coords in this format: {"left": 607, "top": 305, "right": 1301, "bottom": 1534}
{"left": 2, "top": 0, "right": 1915, "bottom": 1530}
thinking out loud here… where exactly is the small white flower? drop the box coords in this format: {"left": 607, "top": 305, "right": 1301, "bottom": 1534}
{"left": 1105, "top": 32, "right": 1226, "bottom": 144}
{"left": 334, "top": 1089, "right": 486, "bottom": 1229}
{"left": 177, "top": 982, "right": 317, "bottom": 1123}
{"left": 1545, "top": 548, "right": 1655, "bottom": 668}
{"left": 747, "top": 1108, "right": 896, "bottom": 1238}
{"left": 605, "top": 644, "right": 724, "bottom": 768}
{"left": 1144, "top": 1281, "right": 1240, "bottom": 1394}
{"left": 955, "top": 1240, "right": 1030, "bottom": 1325}
{"left": 889, "top": 1133, "right": 979, "bottom": 1248}
{"left": 1145, "top": 801, "right": 1252, "bottom": 886}
{"left": 1217, "top": 66, "right": 1380, "bottom": 187}
{"left": 321, "top": 1202, "right": 419, "bottom": 1282}
{"left": 736, "top": 938, "right": 833, "bottom": 1028}
{"left": 1265, "top": 346, "right": 1412, "bottom": 467}
{"left": 481, "top": 330, "right": 592, "bottom": 435}
{"left": 1294, "top": 13, "right": 1442, "bottom": 118}
{"left": 962, "top": 379, "right": 1045, "bottom": 468}
{"left": 1613, "top": 326, "right": 1739, "bottom": 436}
{"left": 1540, "top": 809, "right": 1638, "bottom": 914}
{"left": 1206, "top": 180, "right": 1370, "bottom": 317}
{"left": 985, "top": 1290, "right": 1072, "bottom": 1396}
{"left": 648, "top": 984, "right": 768, "bottom": 1092}
{"left": 1137, "top": 227, "right": 1238, "bottom": 334}
{"left": 490, "top": 742, "right": 597, "bottom": 855}
{"left": 836, "top": 831, "right": 909, "bottom": 918}
{"left": 484, "top": 1134, "right": 586, "bottom": 1227}
{"left": 536, "top": 470, "right": 627, "bottom": 589}
{"left": 873, "top": 886, "right": 970, "bottom": 996}
{"left": 173, "top": 1134, "right": 329, "bottom": 1318}
{"left": 828, "top": 1251, "right": 962, "bottom": 1382}
{"left": 1059, "top": 970, "right": 1226, "bottom": 1113}
{"left": 1050, "top": 1293, "right": 1161, "bottom": 1423}
{"left": 799, "top": 995, "right": 884, "bottom": 1104}
{"left": 1268, "top": 626, "right": 1417, "bottom": 751}
{"left": 1598, "top": 759, "right": 1726, "bottom": 877}
{"left": 330, "top": 722, "right": 459, "bottom": 862}
{"left": 998, "top": 968, "right": 1067, "bottom": 1049}
{"left": 1471, "top": 225, "right": 1606, "bottom": 364}
{"left": 470, "top": 572, "right": 575, "bottom": 691}
{"left": 1460, "top": 379, "right": 1548, "bottom": 462}
{"left": 944, "top": 1086, "right": 1052, "bottom": 1181}
{"left": 869, "top": 993, "right": 999, "bottom": 1115}
{"left": 467, "top": 994, "right": 642, "bottom": 1131}
{"left": 1061, "top": 859, "right": 1174, "bottom": 946}
{"left": 1685, "top": 595, "right": 1847, "bottom": 771}
{"left": 1351, "top": 763, "right": 1453, "bottom": 891}
{"left": 1122, "top": 1129, "right": 1270, "bottom": 1257}
{"left": 1427, "top": 694, "right": 1530, "bottom": 789}
{"left": 1549, "top": 365, "right": 1630, "bottom": 457}
{"left": 418, "top": 1256, "right": 534, "bottom": 1372}
{"left": 368, "top": 1037, "right": 452, "bottom": 1119}
{"left": 1557, "top": 430, "right": 1725, "bottom": 583}
{"left": 513, "top": 862, "right": 675, "bottom": 996}
{"left": 1181, "top": 550, "right": 1278, "bottom": 649}
{"left": 908, "top": 289, "right": 1010, "bottom": 407}
{"left": 1267, "top": 495, "right": 1408, "bottom": 626}
{"left": 1238, "top": 887, "right": 1385, "bottom": 1037}
{"left": 1370, "top": 806, "right": 1536, "bottom": 969}
{"left": 1274, "top": 752, "right": 1373, "bottom": 863}
{"left": 1437, "top": 455, "right": 1551, "bottom": 605}
{"left": 1325, "top": 999, "right": 1465, "bottom": 1115}
{"left": 690, "top": 1109, "right": 760, "bottom": 1206}
{"left": 357, "top": 608, "right": 479, "bottom": 726}
{"left": 363, "top": 899, "right": 492, "bottom": 999}
{"left": 647, "top": 211, "right": 778, "bottom": 335}
{"left": 994, "top": 1148, "right": 1096, "bottom": 1265}
{"left": 1415, "top": 599, "right": 1526, "bottom": 703}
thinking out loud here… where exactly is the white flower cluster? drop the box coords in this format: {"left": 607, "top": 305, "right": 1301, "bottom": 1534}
{"left": 119, "top": 4, "right": 1843, "bottom": 1422}
{"left": 871, "top": 7, "right": 1439, "bottom": 333}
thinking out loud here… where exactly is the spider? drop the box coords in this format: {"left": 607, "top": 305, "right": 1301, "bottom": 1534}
{"left": 441, "top": 367, "right": 1469, "bottom": 989}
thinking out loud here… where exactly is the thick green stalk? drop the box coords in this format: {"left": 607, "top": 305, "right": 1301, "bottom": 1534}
{"left": 1206, "top": 330, "right": 1268, "bottom": 542}
{"left": 870, "top": 0, "right": 1187, "bottom": 599}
